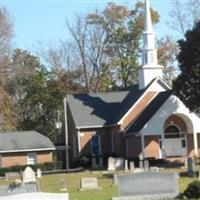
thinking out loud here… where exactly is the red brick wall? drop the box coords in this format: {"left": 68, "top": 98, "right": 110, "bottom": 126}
{"left": 126, "top": 135, "right": 142, "bottom": 158}
{"left": 79, "top": 128, "right": 112, "bottom": 156}
{"left": 127, "top": 135, "right": 160, "bottom": 159}
{"left": 1, "top": 151, "right": 53, "bottom": 168}
{"left": 144, "top": 136, "right": 160, "bottom": 158}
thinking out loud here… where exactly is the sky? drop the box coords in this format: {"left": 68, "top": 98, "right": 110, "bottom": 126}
{"left": 1, "top": 0, "right": 180, "bottom": 53}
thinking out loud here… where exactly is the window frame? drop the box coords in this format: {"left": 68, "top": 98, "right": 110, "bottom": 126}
{"left": 27, "top": 152, "right": 37, "bottom": 165}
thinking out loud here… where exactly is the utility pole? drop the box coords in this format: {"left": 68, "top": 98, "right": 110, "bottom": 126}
{"left": 64, "top": 97, "right": 69, "bottom": 170}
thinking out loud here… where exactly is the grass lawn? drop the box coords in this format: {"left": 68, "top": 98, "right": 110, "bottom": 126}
{"left": 36, "top": 169, "right": 199, "bottom": 200}
{"left": 0, "top": 168, "right": 198, "bottom": 200}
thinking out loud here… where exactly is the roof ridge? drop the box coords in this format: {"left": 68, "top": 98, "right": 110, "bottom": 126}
{"left": 67, "top": 85, "right": 138, "bottom": 97}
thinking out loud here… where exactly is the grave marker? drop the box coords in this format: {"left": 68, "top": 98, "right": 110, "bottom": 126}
{"left": 80, "top": 177, "right": 101, "bottom": 191}
{"left": 112, "top": 172, "right": 179, "bottom": 200}
{"left": 187, "top": 157, "right": 194, "bottom": 177}
{"left": 22, "top": 167, "right": 36, "bottom": 183}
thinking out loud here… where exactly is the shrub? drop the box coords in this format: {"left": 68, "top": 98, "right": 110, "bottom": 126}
{"left": 0, "top": 161, "right": 63, "bottom": 177}
{"left": 184, "top": 180, "right": 200, "bottom": 199}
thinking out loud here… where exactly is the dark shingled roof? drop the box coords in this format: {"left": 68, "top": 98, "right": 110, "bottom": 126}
{"left": 67, "top": 85, "right": 143, "bottom": 128}
{"left": 0, "top": 131, "right": 55, "bottom": 153}
{"left": 126, "top": 90, "right": 172, "bottom": 133}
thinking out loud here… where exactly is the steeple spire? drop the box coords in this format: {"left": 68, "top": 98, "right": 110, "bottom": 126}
{"left": 138, "top": 0, "right": 163, "bottom": 90}
{"left": 142, "top": 0, "right": 157, "bottom": 65}
{"left": 144, "top": 0, "right": 153, "bottom": 33}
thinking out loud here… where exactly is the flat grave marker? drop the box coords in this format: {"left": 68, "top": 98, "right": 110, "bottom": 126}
{"left": 80, "top": 177, "right": 101, "bottom": 191}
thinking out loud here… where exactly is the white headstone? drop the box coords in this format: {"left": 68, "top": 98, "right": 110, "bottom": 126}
{"left": 23, "top": 167, "right": 36, "bottom": 183}
{"left": 115, "top": 158, "right": 124, "bottom": 170}
{"left": 129, "top": 161, "right": 135, "bottom": 171}
{"left": 108, "top": 157, "right": 115, "bottom": 171}
{"left": 124, "top": 160, "right": 129, "bottom": 171}
{"left": 80, "top": 177, "right": 101, "bottom": 191}
{"left": 37, "top": 168, "right": 42, "bottom": 178}
{"left": 133, "top": 168, "right": 144, "bottom": 173}
{"left": 150, "top": 167, "right": 159, "bottom": 172}
{"left": 60, "top": 179, "right": 67, "bottom": 192}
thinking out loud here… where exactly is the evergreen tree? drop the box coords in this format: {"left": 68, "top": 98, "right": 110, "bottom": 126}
{"left": 173, "top": 21, "right": 200, "bottom": 113}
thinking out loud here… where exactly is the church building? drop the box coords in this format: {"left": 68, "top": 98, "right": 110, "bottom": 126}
{"left": 65, "top": 0, "right": 200, "bottom": 165}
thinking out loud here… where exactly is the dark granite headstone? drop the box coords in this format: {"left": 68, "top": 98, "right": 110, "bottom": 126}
{"left": 112, "top": 172, "right": 179, "bottom": 200}
{"left": 187, "top": 157, "right": 194, "bottom": 177}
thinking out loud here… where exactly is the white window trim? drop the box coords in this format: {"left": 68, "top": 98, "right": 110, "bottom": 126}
{"left": 27, "top": 152, "right": 37, "bottom": 165}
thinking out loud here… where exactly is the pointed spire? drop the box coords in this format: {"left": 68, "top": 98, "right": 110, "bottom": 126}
{"left": 144, "top": 0, "right": 153, "bottom": 33}
{"left": 142, "top": 0, "right": 157, "bottom": 65}
{"left": 138, "top": 0, "right": 163, "bottom": 90}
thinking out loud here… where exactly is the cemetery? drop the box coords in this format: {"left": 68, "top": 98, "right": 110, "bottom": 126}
{"left": 1, "top": 158, "right": 200, "bottom": 200}
{"left": 1, "top": 0, "right": 200, "bottom": 199}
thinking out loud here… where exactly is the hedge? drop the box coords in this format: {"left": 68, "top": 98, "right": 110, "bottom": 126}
{"left": 0, "top": 161, "right": 63, "bottom": 177}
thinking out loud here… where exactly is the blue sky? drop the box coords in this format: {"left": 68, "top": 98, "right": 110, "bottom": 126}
{"left": 2, "top": 0, "right": 179, "bottom": 52}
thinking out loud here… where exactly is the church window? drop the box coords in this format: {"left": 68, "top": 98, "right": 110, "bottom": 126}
{"left": 91, "top": 135, "right": 101, "bottom": 156}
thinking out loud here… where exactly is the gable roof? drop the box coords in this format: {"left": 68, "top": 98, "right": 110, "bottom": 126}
{"left": 67, "top": 78, "right": 171, "bottom": 129}
{"left": 125, "top": 90, "right": 172, "bottom": 134}
{"left": 0, "top": 131, "right": 55, "bottom": 153}
{"left": 67, "top": 84, "right": 146, "bottom": 128}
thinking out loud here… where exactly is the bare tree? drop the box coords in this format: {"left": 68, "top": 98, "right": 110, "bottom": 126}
{"left": 157, "top": 36, "right": 179, "bottom": 86}
{"left": 168, "top": 0, "right": 200, "bottom": 35}
{"left": 67, "top": 14, "right": 111, "bottom": 92}
{"left": 66, "top": 15, "right": 90, "bottom": 92}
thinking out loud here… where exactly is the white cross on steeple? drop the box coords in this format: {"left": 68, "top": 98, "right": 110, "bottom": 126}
{"left": 138, "top": 0, "right": 163, "bottom": 90}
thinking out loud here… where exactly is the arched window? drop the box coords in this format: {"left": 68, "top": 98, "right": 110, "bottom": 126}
{"left": 164, "top": 125, "right": 181, "bottom": 138}
{"left": 165, "top": 125, "right": 180, "bottom": 134}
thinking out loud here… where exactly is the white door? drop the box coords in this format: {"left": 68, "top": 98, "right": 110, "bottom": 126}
{"left": 164, "top": 138, "right": 187, "bottom": 157}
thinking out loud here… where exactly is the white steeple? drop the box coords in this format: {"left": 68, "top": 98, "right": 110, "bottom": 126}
{"left": 138, "top": 0, "right": 163, "bottom": 90}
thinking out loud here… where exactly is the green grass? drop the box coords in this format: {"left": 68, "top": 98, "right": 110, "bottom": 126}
{"left": 38, "top": 171, "right": 117, "bottom": 200}
{"left": 0, "top": 169, "right": 199, "bottom": 200}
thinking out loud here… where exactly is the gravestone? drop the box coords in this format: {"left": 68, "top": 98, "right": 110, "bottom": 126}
{"left": 23, "top": 167, "right": 36, "bottom": 183}
{"left": 144, "top": 160, "right": 149, "bottom": 171}
{"left": 92, "top": 157, "right": 104, "bottom": 169}
{"left": 80, "top": 177, "right": 101, "bottom": 191}
{"left": 0, "top": 182, "right": 38, "bottom": 196}
{"left": 60, "top": 179, "right": 67, "bottom": 192}
{"left": 108, "top": 157, "right": 115, "bottom": 171}
{"left": 124, "top": 160, "right": 129, "bottom": 171}
{"left": 133, "top": 168, "right": 144, "bottom": 173}
{"left": 92, "top": 157, "right": 97, "bottom": 169}
{"left": 129, "top": 162, "right": 135, "bottom": 171}
{"left": 112, "top": 172, "right": 179, "bottom": 200}
{"left": 150, "top": 167, "right": 159, "bottom": 172}
{"left": 139, "top": 160, "right": 143, "bottom": 169}
{"left": 99, "top": 157, "right": 104, "bottom": 168}
{"left": 37, "top": 168, "right": 42, "bottom": 178}
{"left": 113, "top": 174, "right": 118, "bottom": 185}
{"left": 115, "top": 158, "right": 124, "bottom": 170}
{"left": 5, "top": 172, "right": 20, "bottom": 181}
{"left": 187, "top": 157, "right": 194, "bottom": 177}
{"left": 199, "top": 170, "right": 200, "bottom": 180}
